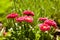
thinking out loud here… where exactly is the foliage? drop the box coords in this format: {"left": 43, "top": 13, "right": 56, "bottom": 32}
{"left": 0, "top": 0, "right": 60, "bottom": 40}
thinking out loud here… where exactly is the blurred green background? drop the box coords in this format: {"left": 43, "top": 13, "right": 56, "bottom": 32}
{"left": 0, "top": 0, "right": 60, "bottom": 26}
{"left": 0, "top": 0, "right": 60, "bottom": 40}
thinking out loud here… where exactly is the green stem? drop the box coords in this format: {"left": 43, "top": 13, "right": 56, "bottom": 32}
{"left": 40, "top": 32, "right": 45, "bottom": 40}
{"left": 42, "top": 32, "right": 44, "bottom": 40}
{"left": 13, "top": 19, "right": 16, "bottom": 27}
{"left": 13, "top": 19, "right": 16, "bottom": 31}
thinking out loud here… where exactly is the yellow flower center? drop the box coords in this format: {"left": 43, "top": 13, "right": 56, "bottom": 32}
{"left": 43, "top": 26, "right": 46, "bottom": 28}
{"left": 26, "top": 18, "right": 30, "bottom": 20}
